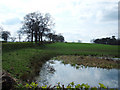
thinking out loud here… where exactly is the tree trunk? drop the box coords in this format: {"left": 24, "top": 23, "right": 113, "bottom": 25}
{"left": 40, "top": 32, "right": 43, "bottom": 44}
{"left": 35, "top": 31, "right": 37, "bottom": 44}
{"left": 31, "top": 30, "right": 33, "bottom": 42}
{"left": 39, "top": 31, "right": 41, "bottom": 44}
{"left": 50, "top": 37, "right": 52, "bottom": 41}
{"left": 18, "top": 34, "right": 20, "bottom": 42}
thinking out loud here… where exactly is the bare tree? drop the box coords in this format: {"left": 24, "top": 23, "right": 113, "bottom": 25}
{"left": 2, "top": 31, "right": 11, "bottom": 42}
{"left": 17, "top": 30, "right": 22, "bottom": 42}
{"left": 10, "top": 37, "right": 16, "bottom": 42}
{"left": 46, "top": 33, "right": 53, "bottom": 41}
{"left": 22, "top": 12, "right": 40, "bottom": 43}
{"left": 39, "top": 13, "right": 55, "bottom": 43}
{"left": 0, "top": 26, "right": 3, "bottom": 40}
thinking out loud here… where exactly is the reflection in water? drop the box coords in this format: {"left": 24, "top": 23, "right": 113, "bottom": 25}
{"left": 35, "top": 60, "right": 119, "bottom": 88}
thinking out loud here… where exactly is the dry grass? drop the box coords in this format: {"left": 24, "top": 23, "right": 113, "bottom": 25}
{"left": 55, "top": 55, "right": 120, "bottom": 69}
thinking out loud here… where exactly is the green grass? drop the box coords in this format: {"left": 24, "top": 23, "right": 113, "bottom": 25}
{"left": 2, "top": 48, "right": 57, "bottom": 81}
{"left": 2, "top": 42, "right": 120, "bottom": 82}
{"left": 44, "top": 42, "right": 119, "bottom": 57}
{"left": 3, "top": 48, "right": 39, "bottom": 79}
{"left": 2, "top": 42, "right": 35, "bottom": 52}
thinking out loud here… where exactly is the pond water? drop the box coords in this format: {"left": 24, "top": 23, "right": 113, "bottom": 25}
{"left": 35, "top": 60, "right": 119, "bottom": 88}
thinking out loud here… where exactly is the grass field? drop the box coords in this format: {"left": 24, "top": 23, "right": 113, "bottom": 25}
{"left": 2, "top": 42, "right": 120, "bottom": 81}
{"left": 43, "top": 43, "right": 119, "bottom": 57}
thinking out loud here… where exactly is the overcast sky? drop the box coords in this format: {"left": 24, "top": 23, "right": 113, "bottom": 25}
{"left": 0, "top": 0, "right": 118, "bottom": 43}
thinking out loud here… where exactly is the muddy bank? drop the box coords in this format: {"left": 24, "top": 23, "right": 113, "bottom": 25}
{"left": 54, "top": 55, "right": 120, "bottom": 69}
{"left": 1, "top": 70, "right": 18, "bottom": 90}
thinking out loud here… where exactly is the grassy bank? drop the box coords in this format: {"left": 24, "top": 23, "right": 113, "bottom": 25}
{"left": 2, "top": 42, "right": 35, "bottom": 52}
{"left": 2, "top": 42, "right": 120, "bottom": 82}
{"left": 2, "top": 48, "right": 58, "bottom": 81}
{"left": 54, "top": 55, "right": 119, "bottom": 69}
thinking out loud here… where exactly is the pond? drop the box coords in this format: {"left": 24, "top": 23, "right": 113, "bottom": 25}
{"left": 35, "top": 60, "right": 119, "bottom": 88}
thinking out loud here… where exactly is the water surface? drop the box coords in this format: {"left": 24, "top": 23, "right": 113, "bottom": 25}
{"left": 35, "top": 60, "right": 119, "bottom": 88}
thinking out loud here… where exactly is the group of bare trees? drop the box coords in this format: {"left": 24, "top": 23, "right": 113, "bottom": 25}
{"left": 20, "top": 12, "right": 53, "bottom": 44}
{"left": 19, "top": 11, "right": 64, "bottom": 44}
{"left": 0, "top": 11, "right": 64, "bottom": 43}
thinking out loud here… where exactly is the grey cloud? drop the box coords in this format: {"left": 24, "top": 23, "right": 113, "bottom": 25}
{"left": 100, "top": 1, "right": 118, "bottom": 5}
{"left": 100, "top": 3, "right": 118, "bottom": 22}
{"left": 102, "top": 9, "right": 118, "bottom": 21}
{"left": 118, "top": 2, "right": 120, "bottom": 20}
{"left": 2, "top": 18, "right": 21, "bottom": 25}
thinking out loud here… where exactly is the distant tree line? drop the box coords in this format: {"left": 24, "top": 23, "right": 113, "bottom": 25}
{"left": 93, "top": 36, "right": 120, "bottom": 45}
{"left": 0, "top": 11, "right": 64, "bottom": 43}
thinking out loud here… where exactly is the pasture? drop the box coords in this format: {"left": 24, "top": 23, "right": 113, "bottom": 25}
{"left": 2, "top": 42, "right": 120, "bottom": 83}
